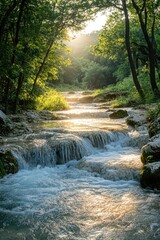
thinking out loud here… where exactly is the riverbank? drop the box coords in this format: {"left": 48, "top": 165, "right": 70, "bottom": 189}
{"left": 0, "top": 92, "right": 160, "bottom": 190}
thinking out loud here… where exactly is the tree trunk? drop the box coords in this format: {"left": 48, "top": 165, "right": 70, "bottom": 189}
{"left": 14, "top": 73, "right": 24, "bottom": 113}
{"left": 4, "top": 0, "right": 26, "bottom": 113}
{"left": 131, "top": 0, "right": 159, "bottom": 97}
{"left": 122, "top": 0, "right": 145, "bottom": 99}
{"left": 31, "top": 39, "right": 54, "bottom": 94}
{"left": 0, "top": 0, "right": 18, "bottom": 41}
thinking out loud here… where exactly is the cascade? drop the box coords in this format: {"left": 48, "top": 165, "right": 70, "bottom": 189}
{"left": 9, "top": 129, "right": 143, "bottom": 169}
{"left": 0, "top": 91, "right": 159, "bottom": 240}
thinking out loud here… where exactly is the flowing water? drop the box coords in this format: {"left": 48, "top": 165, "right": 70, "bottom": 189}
{"left": 0, "top": 92, "right": 160, "bottom": 240}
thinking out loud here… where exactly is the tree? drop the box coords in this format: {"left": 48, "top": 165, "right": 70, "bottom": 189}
{"left": 0, "top": 0, "right": 97, "bottom": 113}
{"left": 131, "top": 0, "right": 160, "bottom": 97}
{"left": 122, "top": 0, "right": 145, "bottom": 98}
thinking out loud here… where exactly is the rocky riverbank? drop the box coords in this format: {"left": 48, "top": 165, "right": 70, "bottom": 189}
{"left": 0, "top": 102, "right": 160, "bottom": 190}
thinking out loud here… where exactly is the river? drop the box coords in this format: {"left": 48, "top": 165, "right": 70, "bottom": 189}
{"left": 0, "top": 92, "right": 160, "bottom": 240}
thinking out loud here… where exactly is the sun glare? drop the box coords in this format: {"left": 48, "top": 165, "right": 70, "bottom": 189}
{"left": 69, "top": 12, "right": 108, "bottom": 38}
{"left": 83, "top": 13, "right": 108, "bottom": 34}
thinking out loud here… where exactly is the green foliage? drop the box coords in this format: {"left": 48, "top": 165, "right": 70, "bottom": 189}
{"left": 147, "top": 104, "right": 160, "bottom": 122}
{"left": 81, "top": 61, "right": 114, "bottom": 89}
{"left": 0, "top": 0, "right": 97, "bottom": 112}
{"left": 94, "top": 76, "right": 144, "bottom": 107}
{"left": 35, "top": 90, "right": 69, "bottom": 111}
{"left": 111, "top": 92, "right": 144, "bottom": 108}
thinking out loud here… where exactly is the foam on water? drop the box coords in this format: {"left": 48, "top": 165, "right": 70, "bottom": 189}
{"left": 0, "top": 164, "right": 160, "bottom": 240}
{"left": 0, "top": 92, "right": 159, "bottom": 239}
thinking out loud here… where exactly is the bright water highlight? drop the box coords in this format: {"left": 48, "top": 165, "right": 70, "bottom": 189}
{"left": 0, "top": 92, "right": 160, "bottom": 240}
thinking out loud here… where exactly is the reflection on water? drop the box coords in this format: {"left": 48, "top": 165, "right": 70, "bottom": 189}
{"left": 37, "top": 118, "right": 127, "bottom": 132}
{"left": 0, "top": 165, "right": 160, "bottom": 240}
{"left": 0, "top": 92, "right": 160, "bottom": 240}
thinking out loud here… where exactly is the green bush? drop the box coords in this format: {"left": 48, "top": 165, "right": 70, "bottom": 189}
{"left": 35, "top": 90, "right": 69, "bottom": 111}
{"left": 147, "top": 104, "right": 160, "bottom": 121}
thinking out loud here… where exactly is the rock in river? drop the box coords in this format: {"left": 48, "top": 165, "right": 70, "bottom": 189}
{"left": 140, "top": 162, "right": 160, "bottom": 190}
{"left": 0, "top": 148, "right": 18, "bottom": 177}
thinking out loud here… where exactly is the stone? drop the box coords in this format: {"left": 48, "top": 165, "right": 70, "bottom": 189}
{"left": 0, "top": 110, "right": 15, "bottom": 135}
{"left": 39, "top": 110, "right": 59, "bottom": 120}
{"left": 126, "top": 112, "right": 147, "bottom": 127}
{"left": 25, "top": 110, "right": 41, "bottom": 123}
{"left": 148, "top": 117, "right": 160, "bottom": 138}
{"left": 141, "top": 134, "right": 160, "bottom": 164}
{"left": 140, "top": 162, "right": 160, "bottom": 190}
{"left": 109, "top": 109, "right": 128, "bottom": 119}
{"left": 0, "top": 149, "right": 18, "bottom": 177}
{"left": 78, "top": 95, "right": 94, "bottom": 103}
{"left": 93, "top": 91, "right": 127, "bottom": 103}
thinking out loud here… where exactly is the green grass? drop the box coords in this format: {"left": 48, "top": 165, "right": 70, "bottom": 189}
{"left": 93, "top": 75, "right": 160, "bottom": 107}
{"left": 94, "top": 76, "right": 134, "bottom": 97}
{"left": 93, "top": 77, "right": 144, "bottom": 107}
{"left": 35, "top": 89, "right": 69, "bottom": 111}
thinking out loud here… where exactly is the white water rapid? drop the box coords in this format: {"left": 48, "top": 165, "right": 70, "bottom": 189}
{"left": 0, "top": 92, "right": 160, "bottom": 240}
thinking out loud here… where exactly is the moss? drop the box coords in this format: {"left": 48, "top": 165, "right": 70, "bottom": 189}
{"left": 126, "top": 117, "right": 136, "bottom": 127}
{"left": 0, "top": 151, "right": 18, "bottom": 178}
{"left": 109, "top": 109, "right": 128, "bottom": 119}
{"left": 141, "top": 146, "right": 160, "bottom": 164}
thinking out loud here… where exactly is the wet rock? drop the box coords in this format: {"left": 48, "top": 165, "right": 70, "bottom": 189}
{"left": 148, "top": 117, "right": 160, "bottom": 138}
{"left": 0, "top": 148, "right": 18, "bottom": 177}
{"left": 9, "top": 114, "right": 27, "bottom": 123}
{"left": 93, "top": 91, "right": 127, "bottom": 103}
{"left": 141, "top": 134, "right": 160, "bottom": 164}
{"left": 140, "top": 162, "right": 160, "bottom": 190}
{"left": 25, "top": 110, "right": 41, "bottom": 123}
{"left": 13, "top": 122, "right": 33, "bottom": 135}
{"left": 126, "top": 112, "right": 147, "bottom": 127}
{"left": 39, "top": 110, "right": 59, "bottom": 120}
{"left": 78, "top": 96, "right": 94, "bottom": 103}
{"left": 0, "top": 110, "right": 33, "bottom": 137}
{"left": 0, "top": 110, "right": 15, "bottom": 135}
{"left": 109, "top": 109, "right": 128, "bottom": 119}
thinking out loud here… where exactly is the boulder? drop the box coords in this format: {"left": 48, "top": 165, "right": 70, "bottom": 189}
{"left": 148, "top": 117, "right": 160, "bottom": 138}
{"left": 93, "top": 91, "right": 127, "bottom": 103}
{"left": 0, "top": 110, "right": 15, "bottom": 135}
{"left": 0, "top": 148, "right": 18, "bottom": 177}
{"left": 109, "top": 109, "right": 128, "bottom": 119}
{"left": 126, "top": 112, "right": 147, "bottom": 127}
{"left": 140, "top": 162, "right": 160, "bottom": 190}
{"left": 141, "top": 134, "right": 160, "bottom": 164}
{"left": 39, "top": 110, "right": 59, "bottom": 120}
{"left": 25, "top": 110, "right": 41, "bottom": 123}
{"left": 78, "top": 96, "right": 94, "bottom": 103}
{"left": 0, "top": 110, "right": 32, "bottom": 136}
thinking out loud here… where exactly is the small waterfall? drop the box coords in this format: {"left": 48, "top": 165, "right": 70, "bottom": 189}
{"left": 8, "top": 129, "right": 147, "bottom": 170}
{"left": 23, "top": 139, "right": 57, "bottom": 167}
{"left": 79, "top": 130, "right": 129, "bottom": 148}
{"left": 48, "top": 135, "right": 94, "bottom": 164}
{"left": 10, "top": 134, "right": 94, "bottom": 168}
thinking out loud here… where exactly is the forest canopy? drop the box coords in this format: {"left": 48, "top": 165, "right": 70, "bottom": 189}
{"left": 0, "top": 0, "right": 160, "bottom": 113}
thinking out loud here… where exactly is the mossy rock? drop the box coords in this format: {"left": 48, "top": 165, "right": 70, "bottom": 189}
{"left": 148, "top": 117, "right": 160, "bottom": 138}
{"left": 126, "top": 117, "right": 137, "bottom": 127}
{"left": 0, "top": 150, "right": 18, "bottom": 178}
{"left": 140, "top": 162, "right": 160, "bottom": 190}
{"left": 109, "top": 109, "right": 128, "bottom": 119}
{"left": 141, "top": 135, "right": 160, "bottom": 164}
